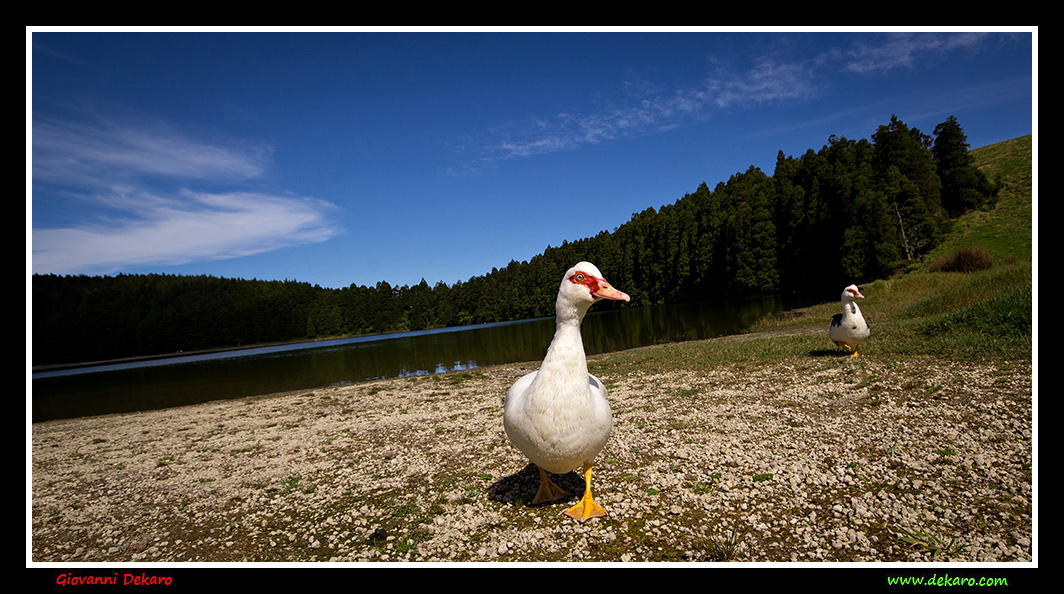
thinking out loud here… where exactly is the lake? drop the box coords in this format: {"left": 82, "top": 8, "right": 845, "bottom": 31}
{"left": 31, "top": 294, "right": 819, "bottom": 422}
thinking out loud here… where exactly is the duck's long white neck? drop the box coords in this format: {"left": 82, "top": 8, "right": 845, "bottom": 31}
{"left": 537, "top": 295, "right": 592, "bottom": 384}
{"left": 843, "top": 297, "right": 861, "bottom": 317}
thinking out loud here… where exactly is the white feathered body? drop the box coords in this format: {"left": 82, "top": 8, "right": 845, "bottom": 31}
{"left": 829, "top": 285, "right": 870, "bottom": 350}
{"left": 504, "top": 323, "right": 612, "bottom": 475}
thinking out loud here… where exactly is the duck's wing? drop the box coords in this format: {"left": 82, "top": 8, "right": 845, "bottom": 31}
{"left": 588, "top": 374, "right": 603, "bottom": 391}
{"left": 504, "top": 371, "right": 538, "bottom": 407}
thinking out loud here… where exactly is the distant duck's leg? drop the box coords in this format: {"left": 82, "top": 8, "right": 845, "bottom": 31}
{"left": 533, "top": 465, "right": 569, "bottom": 504}
{"left": 563, "top": 464, "right": 607, "bottom": 522}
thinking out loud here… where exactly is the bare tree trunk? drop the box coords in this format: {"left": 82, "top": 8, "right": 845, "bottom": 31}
{"left": 894, "top": 203, "right": 913, "bottom": 261}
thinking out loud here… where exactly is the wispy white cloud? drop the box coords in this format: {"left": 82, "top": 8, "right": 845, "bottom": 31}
{"left": 33, "top": 117, "right": 270, "bottom": 187}
{"left": 838, "top": 32, "right": 992, "bottom": 74}
{"left": 31, "top": 117, "right": 341, "bottom": 275}
{"left": 472, "top": 32, "right": 998, "bottom": 163}
{"left": 706, "top": 57, "right": 818, "bottom": 108}
{"left": 477, "top": 85, "right": 715, "bottom": 162}
{"left": 33, "top": 190, "right": 340, "bottom": 274}
{"left": 474, "top": 52, "right": 817, "bottom": 163}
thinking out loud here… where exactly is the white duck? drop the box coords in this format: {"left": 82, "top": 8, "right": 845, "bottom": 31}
{"left": 829, "top": 284, "right": 870, "bottom": 356}
{"left": 503, "top": 262, "right": 629, "bottom": 522}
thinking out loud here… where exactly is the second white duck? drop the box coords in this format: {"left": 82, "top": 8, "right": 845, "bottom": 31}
{"left": 503, "top": 262, "right": 629, "bottom": 522}
{"left": 829, "top": 284, "right": 870, "bottom": 356}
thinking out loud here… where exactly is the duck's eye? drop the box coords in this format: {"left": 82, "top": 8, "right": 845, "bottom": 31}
{"left": 575, "top": 273, "right": 586, "bottom": 282}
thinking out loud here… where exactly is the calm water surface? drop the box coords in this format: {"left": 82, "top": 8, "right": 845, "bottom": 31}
{"left": 32, "top": 295, "right": 818, "bottom": 422}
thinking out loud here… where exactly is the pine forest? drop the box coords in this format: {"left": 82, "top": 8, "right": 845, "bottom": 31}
{"left": 32, "top": 115, "right": 1004, "bottom": 366}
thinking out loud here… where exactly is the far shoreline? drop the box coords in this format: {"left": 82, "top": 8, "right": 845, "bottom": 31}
{"left": 31, "top": 337, "right": 345, "bottom": 373}
{"left": 29, "top": 316, "right": 557, "bottom": 374}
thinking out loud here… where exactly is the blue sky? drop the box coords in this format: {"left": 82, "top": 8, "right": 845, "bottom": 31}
{"left": 28, "top": 28, "right": 1036, "bottom": 290}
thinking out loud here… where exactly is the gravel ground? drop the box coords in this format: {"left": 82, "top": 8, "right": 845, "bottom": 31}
{"left": 30, "top": 334, "right": 1033, "bottom": 564}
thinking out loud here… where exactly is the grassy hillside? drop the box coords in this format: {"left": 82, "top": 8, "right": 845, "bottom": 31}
{"left": 924, "top": 134, "right": 1033, "bottom": 266}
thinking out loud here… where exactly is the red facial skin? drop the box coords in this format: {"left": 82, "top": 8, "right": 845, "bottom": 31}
{"left": 569, "top": 271, "right": 603, "bottom": 295}
{"left": 569, "top": 271, "right": 630, "bottom": 301}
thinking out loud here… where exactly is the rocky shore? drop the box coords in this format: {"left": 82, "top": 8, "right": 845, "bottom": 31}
{"left": 30, "top": 331, "right": 1033, "bottom": 564}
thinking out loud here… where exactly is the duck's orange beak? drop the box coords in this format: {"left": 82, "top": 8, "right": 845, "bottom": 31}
{"left": 593, "top": 281, "right": 630, "bottom": 302}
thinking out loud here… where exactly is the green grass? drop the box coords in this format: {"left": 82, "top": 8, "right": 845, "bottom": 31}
{"left": 864, "top": 263, "right": 1031, "bottom": 360}
{"left": 894, "top": 525, "right": 968, "bottom": 557}
{"left": 703, "top": 526, "right": 748, "bottom": 561}
{"left": 590, "top": 259, "right": 1030, "bottom": 373}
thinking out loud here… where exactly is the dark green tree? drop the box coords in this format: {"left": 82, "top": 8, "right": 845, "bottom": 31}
{"left": 933, "top": 115, "right": 999, "bottom": 215}
{"left": 872, "top": 115, "right": 947, "bottom": 260}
